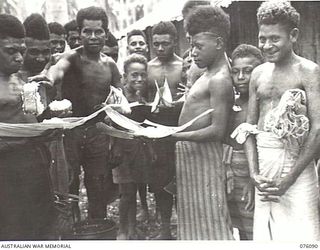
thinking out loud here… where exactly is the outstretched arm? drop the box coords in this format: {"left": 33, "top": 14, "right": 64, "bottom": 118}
{"left": 28, "top": 51, "right": 73, "bottom": 86}
{"left": 172, "top": 75, "right": 234, "bottom": 142}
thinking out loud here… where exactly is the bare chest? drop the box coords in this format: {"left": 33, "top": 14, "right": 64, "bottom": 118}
{"left": 80, "top": 60, "right": 112, "bottom": 90}
{"left": 148, "top": 64, "right": 182, "bottom": 89}
{"left": 256, "top": 70, "right": 303, "bottom": 102}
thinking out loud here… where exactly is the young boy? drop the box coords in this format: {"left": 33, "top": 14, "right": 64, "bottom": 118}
{"left": 171, "top": 6, "right": 234, "bottom": 240}
{"left": 244, "top": 1, "right": 320, "bottom": 240}
{"left": 112, "top": 54, "right": 153, "bottom": 240}
{"left": 225, "top": 44, "right": 264, "bottom": 240}
{"left": 126, "top": 29, "right": 150, "bottom": 222}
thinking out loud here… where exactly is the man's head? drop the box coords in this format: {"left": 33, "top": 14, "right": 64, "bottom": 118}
{"left": 123, "top": 54, "right": 148, "bottom": 94}
{"left": 77, "top": 6, "right": 108, "bottom": 54}
{"left": 257, "top": 1, "right": 300, "bottom": 63}
{"left": 182, "top": 0, "right": 210, "bottom": 43}
{"left": 23, "top": 13, "right": 51, "bottom": 74}
{"left": 64, "top": 20, "right": 81, "bottom": 49}
{"left": 127, "top": 29, "right": 148, "bottom": 57}
{"left": 102, "top": 31, "right": 119, "bottom": 62}
{"left": 182, "top": 0, "right": 210, "bottom": 20}
{"left": 0, "top": 14, "right": 25, "bottom": 75}
{"left": 185, "top": 6, "right": 230, "bottom": 68}
{"left": 151, "top": 21, "right": 177, "bottom": 62}
{"left": 231, "top": 44, "right": 264, "bottom": 96}
{"left": 48, "top": 22, "right": 66, "bottom": 54}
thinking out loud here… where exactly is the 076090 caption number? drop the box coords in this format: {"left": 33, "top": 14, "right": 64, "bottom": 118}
{"left": 300, "top": 244, "right": 318, "bottom": 248}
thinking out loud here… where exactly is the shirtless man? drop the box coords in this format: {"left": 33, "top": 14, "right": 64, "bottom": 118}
{"left": 243, "top": 1, "right": 320, "bottom": 240}
{"left": 147, "top": 21, "right": 183, "bottom": 239}
{"left": 171, "top": 6, "right": 234, "bottom": 240}
{"left": 0, "top": 14, "right": 54, "bottom": 240}
{"left": 225, "top": 44, "right": 264, "bottom": 240}
{"left": 64, "top": 20, "right": 81, "bottom": 50}
{"left": 31, "top": 6, "right": 122, "bottom": 219}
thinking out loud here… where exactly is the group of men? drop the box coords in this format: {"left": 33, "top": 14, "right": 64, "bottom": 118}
{"left": 0, "top": 0, "right": 320, "bottom": 241}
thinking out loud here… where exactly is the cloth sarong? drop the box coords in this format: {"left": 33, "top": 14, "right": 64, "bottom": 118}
{"left": 254, "top": 132, "right": 320, "bottom": 241}
{"left": 176, "top": 141, "right": 234, "bottom": 240}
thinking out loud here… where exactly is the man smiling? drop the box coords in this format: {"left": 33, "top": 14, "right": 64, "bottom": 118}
{"left": 244, "top": 1, "right": 320, "bottom": 240}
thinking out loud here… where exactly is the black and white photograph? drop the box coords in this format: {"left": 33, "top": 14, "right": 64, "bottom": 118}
{"left": 0, "top": 0, "right": 319, "bottom": 248}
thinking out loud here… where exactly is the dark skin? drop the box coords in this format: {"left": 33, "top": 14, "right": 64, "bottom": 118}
{"left": 226, "top": 56, "right": 262, "bottom": 213}
{"left": 117, "top": 62, "right": 148, "bottom": 240}
{"left": 146, "top": 32, "right": 183, "bottom": 239}
{"left": 148, "top": 34, "right": 183, "bottom": 103}
{"left": 172, "top": 33, "right": 233, "bottom": 141}
{"left": 29, "top": 19, "right": 122, "bottom": 115}
{"left": 245, "top": 24, "right": 320, "bottom": 202}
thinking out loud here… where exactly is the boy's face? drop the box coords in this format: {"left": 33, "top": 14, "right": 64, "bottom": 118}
{"left": 0, "top": 37, "right": 25, "bottom": 75}
{"left": 191, "top": 32, "right": 220, "bottom": 69}
{"left": 125, "top": 62, "right": 147, "bottom": 93}
{"left": 258, "top": 23, "right": 294, "bottom": 63}
{"left": 127, "top": 35, "right": 148, "bottom": 56}
{"left": 24, "top": 38, "right": 51, "bottom": 74}
{"left": 49, "top": 33, "right": 66, "bottom": 54}
{"left": 231, "top": 56, "right": 260, "bottom": 95}
{"left": 67, "top": 30, "right": 81, "bottom": 49}
{"left": 80, "top": 19, "right": 106, "bottom": 54}
{"left": 152, "top": 34, "right": 175, "bottom": 61}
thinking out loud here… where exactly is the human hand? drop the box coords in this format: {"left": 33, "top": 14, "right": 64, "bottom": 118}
{"left": 258, "top": 175, "right": 293, "bottom": 197}
{"left": 251, "top": 174, "right": 275, "bottom": 192}
{"left": 242, "top": 182, "right": 255, "bottom": 211}
{"left": 28, "top": 74, "right": 54, "bottom": 88}
{"left": 177, "top": 83, "right": 189, "bottom": 96}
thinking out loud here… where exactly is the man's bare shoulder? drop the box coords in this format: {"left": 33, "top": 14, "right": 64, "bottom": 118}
{"left": 148, "top": 57, "right": 161, "bottom": 67}
{"left": 208, "top": 67, "right": 233, "bottom": 95}
{"left": 296, "top": 56, "right": 320, "bottom": 75}
{"left": 100, "top": 53, "right": 117, "bottom": 67}
{"left": 59, "top": 49, "right": 79, "bottom": 62}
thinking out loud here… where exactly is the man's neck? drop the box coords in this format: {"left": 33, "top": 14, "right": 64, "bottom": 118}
{"left": 83, "top": 50, "right": 101, "bottom": 61}
{"left": 274, "top": 50, "right": 296, "bottom": 68}
{"left": 158, "top": 53, "right": 175, "bottom": 64}
{"left": 207, "top": 51, "right": 227, "bottom": 72}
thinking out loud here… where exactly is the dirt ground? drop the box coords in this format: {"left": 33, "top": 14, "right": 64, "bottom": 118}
{"left": 78, "top": 169, "right": 177, "bottom": 240}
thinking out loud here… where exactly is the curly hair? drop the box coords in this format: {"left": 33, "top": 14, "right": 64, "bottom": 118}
{"left": 185, "top": 5, "right": 230, "bottom": 40}
{"left": 77, "top": 6, "right": 109, "bottom": 32}
{"left": 231, "top": 44, "right": 264, "bottom": 64}
{"left": 123, "top": 54, "right": 148, "bottom": 73}
{"left": 152, "top": 21, "right": 177, "bottom": 39}
{"left": 23, "top": 13, "right": 49, "bottom": 40}
{"left": 182, "top": 0, "right": 210, "bottom": 18}
{"left": 48, "top": 22, "right": 66, "bottom": 36}
{"left": 257, "top": 1, "right": 300, "bottom": 30}
{"left": 64, "top": 20, "right": 78, "bottom": 33}
{"left": 0, "top": 14, "right": 25, "bottom": 39}
{"left": 127, "top": 29, "right": 147, "bottom": 43}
